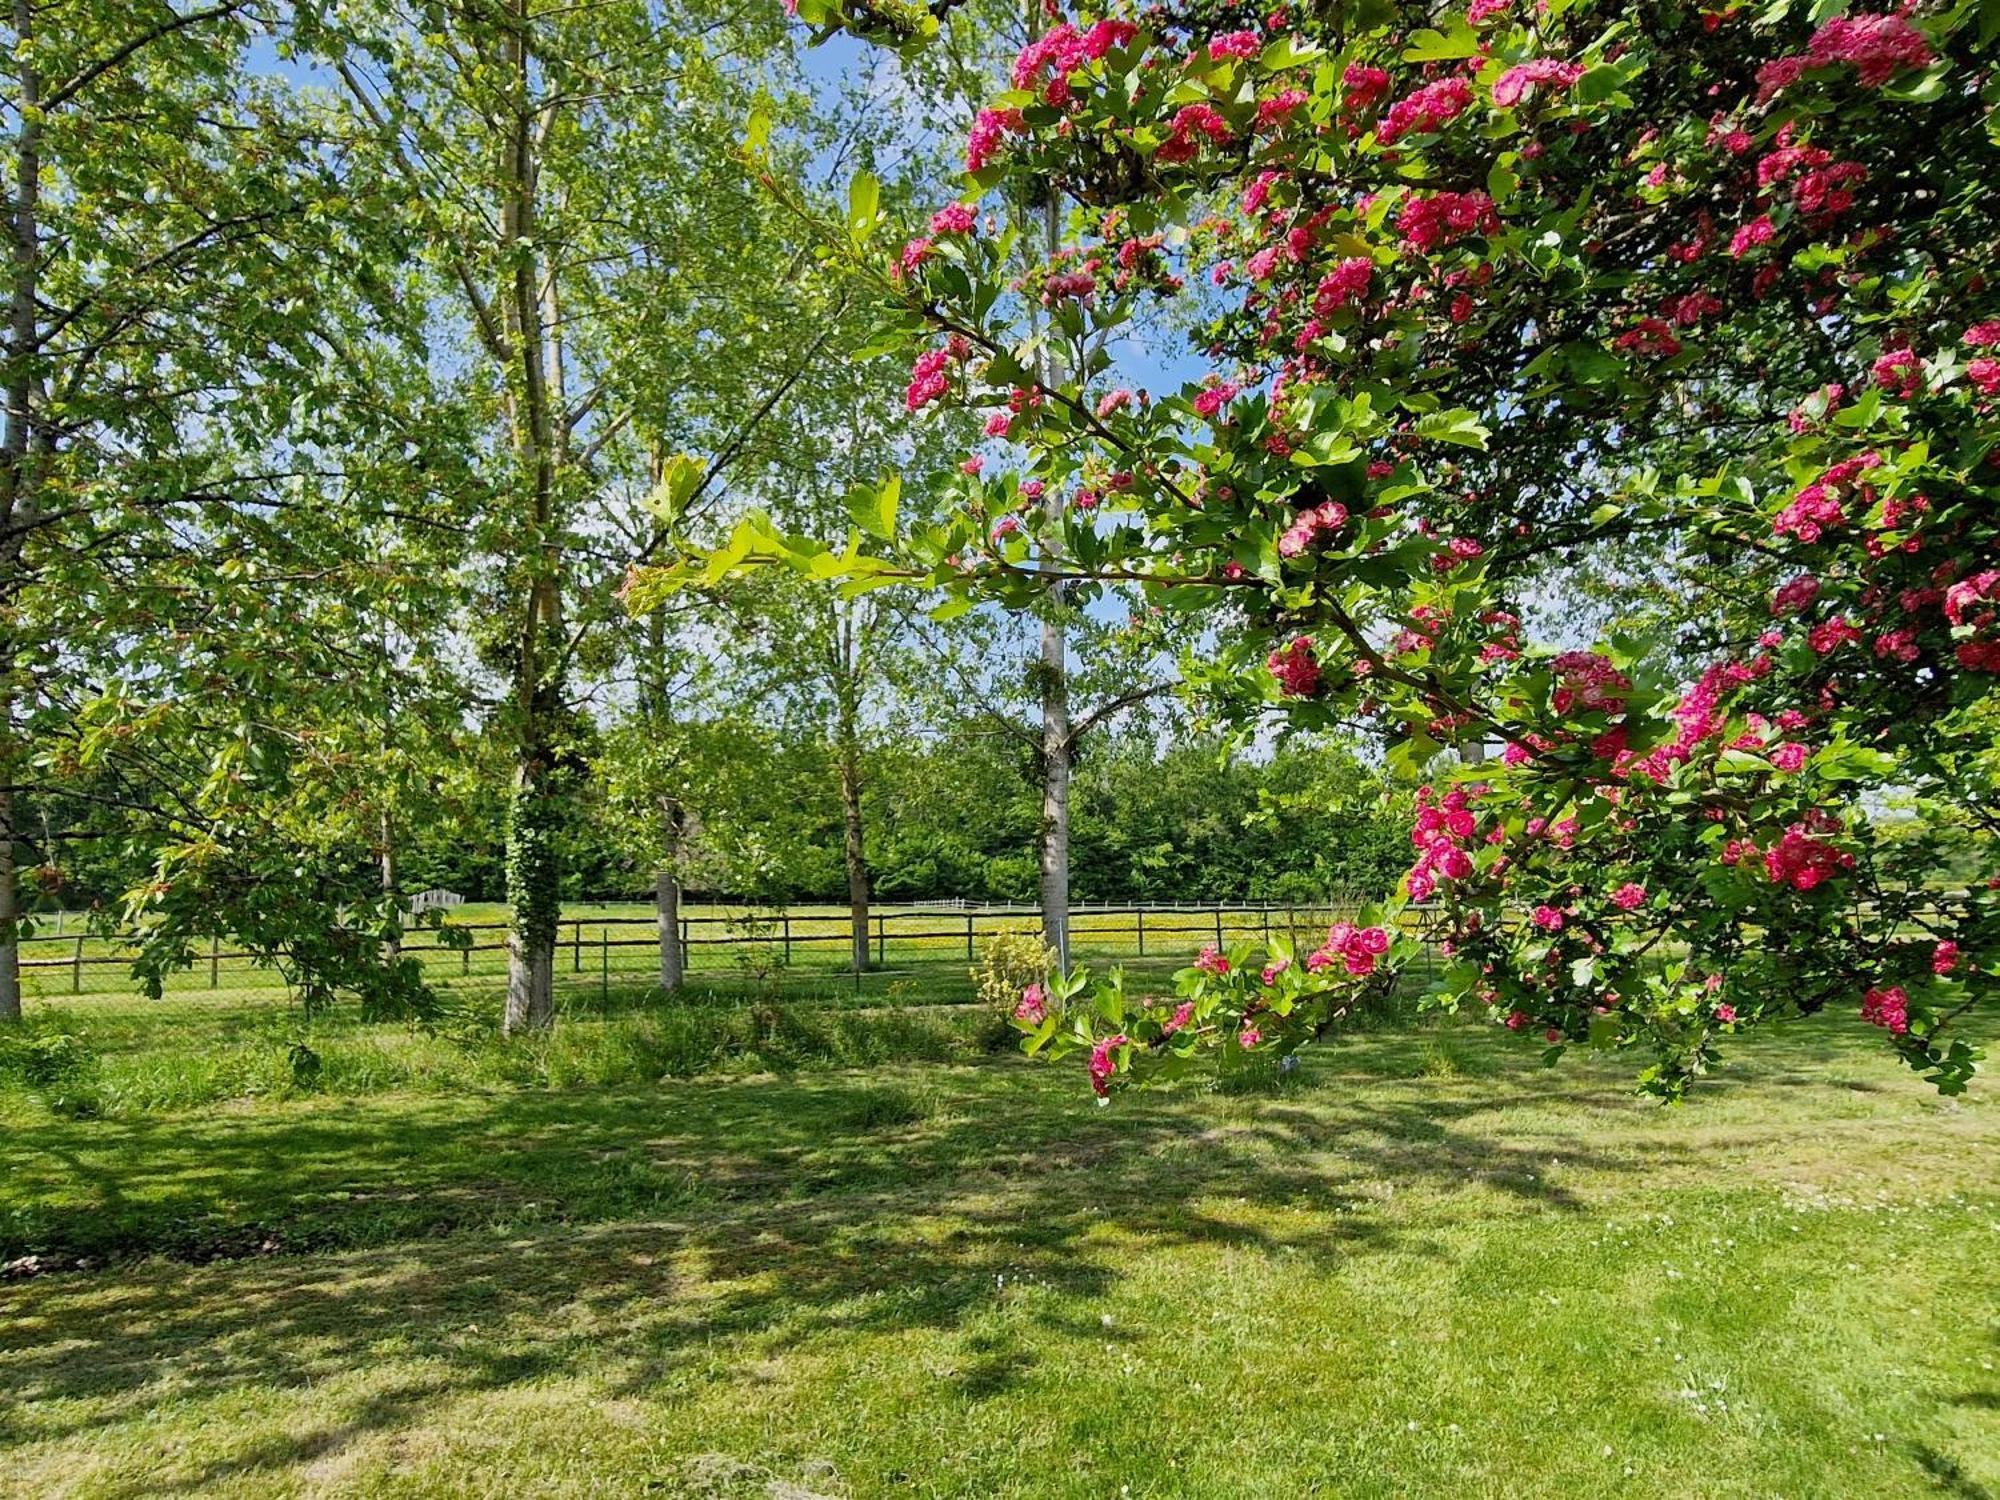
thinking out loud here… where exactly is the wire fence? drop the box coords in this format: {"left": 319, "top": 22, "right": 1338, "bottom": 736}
{"left": 14, "top": 900, "right": 1417, "bottom": 1009}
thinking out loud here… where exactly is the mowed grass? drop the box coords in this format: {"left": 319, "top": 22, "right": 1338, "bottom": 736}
{"left": 1, "top": 998, "right": 1996, "bottom": 1499}
{"left": 10, "top": 899, "right": 1349, "bottom": 1002}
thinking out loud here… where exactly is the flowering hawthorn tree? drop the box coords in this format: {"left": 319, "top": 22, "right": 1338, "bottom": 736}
{"left": 634, "top": 0, "right": 1999, "bottom": 1098}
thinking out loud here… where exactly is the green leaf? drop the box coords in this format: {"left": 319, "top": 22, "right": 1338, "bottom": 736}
{"left": 845, "top": 473, "right": 900, "bottom": 540}
{"left": 1412, "top": 409, "right": 1490, "bottom": 449}
{"left": 847, "top": 171, "right": 880, "bottom": 239}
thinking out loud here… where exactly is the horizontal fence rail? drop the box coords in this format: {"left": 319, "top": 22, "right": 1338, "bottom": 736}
{"left": 10, "top": 901, "right": 1419, "bottom": 1004}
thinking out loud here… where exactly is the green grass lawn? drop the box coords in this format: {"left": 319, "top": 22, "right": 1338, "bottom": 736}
{"left": 2, "top": 999, "right": 1995, "bottom": 1498}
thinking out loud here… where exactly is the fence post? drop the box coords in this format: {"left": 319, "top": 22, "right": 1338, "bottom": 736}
{"left": 965, "top": 912, "right": 974, "bottom": 962}
{"left": 572, "top": 921, "right": 582, "bottom": 974}
{"left": 1261, "top": 903, "right": 1270, "bottom": 945}
{"left": 680, "top": 916, "right": 689, "bottom": 976}
{"left": 462, "top": 940, "right": 471, "bottom": 976}
{"left": 783, "top": 914, "right": 792, "bottom": 966}
{"left": 209, "top": 934, "right": 220, "bottom": 989}
{"left": 1213, "top": 907, "right": 1224, "bottom": 950}
{"left": 1136, "top": 907, "right": 1145, "bottom": 957}
{"left": 601, "top": 929, "right": 609, "bottom": 1004}
{"left": 73, "top": 936, "right": 83, "bottom": 994}
{"left": 875, "top": 912, "right": 885, "bottom": 968}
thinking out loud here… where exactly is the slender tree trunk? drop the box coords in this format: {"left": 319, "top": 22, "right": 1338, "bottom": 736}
{"left": 498, "top": 6, "right": 560, "bottom": 1034}
{"left": 0, "top": 1, "right": 42, "bottom": 1023}
{"left": 379, "top": 807, "right": 401, "bottom": 962}
{"left": 839, "top": 739, "right": 869, "bottom": 974}
{"left": 1038, "top": 607, "right": 1071, "bottom": 967}
{"left": 655, "top": 801, "right": 683, "bottom": 992}
{"left": 1033, "top": 177, "right": 1072, "bottom": 968}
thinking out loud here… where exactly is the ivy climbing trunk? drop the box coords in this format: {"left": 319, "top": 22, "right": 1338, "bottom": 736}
{"left": 0, "top": 0, "right": 41, "bottom": 1024}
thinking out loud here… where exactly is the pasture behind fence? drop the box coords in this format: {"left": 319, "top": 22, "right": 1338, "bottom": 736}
{"left": 12, "top": 900, "right": 1415, "bottom": 1005}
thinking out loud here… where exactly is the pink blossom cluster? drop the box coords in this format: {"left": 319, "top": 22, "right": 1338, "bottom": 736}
{"left": 1376, "top": 78, "right": 1473, "bottom": 144}
{"left": 1313, "top": 256, "right": 1374, "bottom": 314}
{"left": 1278, "top": 500, "right": 1350, "bottom": 558}
{"left": 1206, "top": 29, "right": 1262, "bottom": 61}
{"left": 1267, "top": 634, "right": 1322, "bottom": 696}
{"left": 1614, "top": 318, "right": 1683, "bottom": 358}
{"left": 1758, "top": 12, "right": 1934, "bottom": 100}
{"left": 965, "top": 107, "right": 1025, "bottom": 172}
{"left": 929, "top": 204, "right": 977, "bottom": 235}
{"left": 1550, "top": 651, "right": 1630, "bottom": 715}
{"left": 1860, "top": 984, "right": 1909, "bottom": 1034}
{"left": 1405, "top": 784, "right": 1479, "bottom": 901}
{"left": 1010, "top": 19, "right": 1137, "bottom": 106}
{"left": 1771, "top": 574, "right": 1821, "bottom": 615}
{"left": 1089, "top": 1033, "right": 1129, "bottom": 1095}
{"left": 1014, "top": 983, "right": 1047, "bottom": 1024}
{"left": 1933, "top": 940, "right": 1960, "bottom": 975}
{"left": 1491, "top": 59, "right": 1585, "bottom": 109}
{"left": 1307, "top": 920, "right": 1391, "bottom": 975}
{"left": 1158, "top": 103, "right": 1235, "bottom": 163}
{"left": 1398, "top": 191, "right": 1500, "bottom": 253}
{"left": 1342, "top": 63, "right": 1392, "bottom": 110}
{"left": 906, "top": 346, "right": 952, "bottom": 411}
{"left": 1195, "top": 944, "right": 1231, "bottom": 976}
{"left": 1763, "top": 816, "right": 1854, "bottom": 891}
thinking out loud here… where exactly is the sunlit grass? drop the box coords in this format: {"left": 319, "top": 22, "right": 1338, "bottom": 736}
{"left": 3, "top": 1000, "right": 1995, "bottom": 1497}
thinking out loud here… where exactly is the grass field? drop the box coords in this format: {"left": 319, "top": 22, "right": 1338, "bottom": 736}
{"left": 2, "top": 984, "right": 1995, "bottom": 1499}
{"left": 10, "top": 900, "right": 1350, "bottom": 1004}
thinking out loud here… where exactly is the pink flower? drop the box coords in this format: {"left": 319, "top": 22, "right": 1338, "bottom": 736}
{"left": 1873, "top": 348, "right": 1923, "bottom": 398}
{"left": 983, "top": 412, "right": 1012, "bottom": 437}
{"left": 1933, "top": 940, "right": 1960, "bottom": 975}
{"left": 1610, "top": 883, "right": 1646, "bottom": 910}
{"left": 1860, "top": 985, "right": 1909, "bottom": 1035}
{"left": 1771, "top": 575, "right": 1821, "bottom": 615}
{"left": 1376, "top": 77, "right": 1473, "bottom": 144}
{"left": 1014, "top": 983, "right": 1047, "bottom": 1024}
{"left": 1089, "top": 1033, "right": 1129, "bottom": 1096}
{"left": 1196, "top": 944, "right": 1231, "bottom": 976}
{"left": 1505, "top": 1009, "right": 1530, "bottom": 1031}
{"left": 1531, "top": 905, "right": 1565, "bottom": 931}
{"left": 1162, "top": 1000, "right": 1195, "bottom": 1036}
{"left": 1769, "top": 742, "right": 1810, "bottom": 772}
{"left": 1193, "top": 379, "right": 1241, "bottom": 417}
{"left": 1257, "top": 88, "right": 1309, "bottom": 129}
{"left": 1714, "top": 1003, "right": 1738, "bottom": 1024}
{"left": 1727, "top": 216, "right": 1776, "bottom": 258}
{"left": 1267, "top": 635, "right": 1321, "bottom": 697}
{"left": 1491, "top": 59, "right": 1584, "bottom": 109}
{"left": 1964, "top": 321, "right": 2000, "bottom": 349}
{"left": 1342, "top": 64, "right": 1392, "bottom": 111}
{"left": 1207, "top": 29, "right": 1262, "bottom": 60}
{"left": 906, "top": 347, "right": 952, "bottom": 411}
{"left": 1261, "top": 956, "right": 1291, "bottom": 985}
{"left": 929, "top": 204, "right": 977, "bottom": 235}
{"left": 965, "top": 108, "right": 1024, "bottom": 172}
{"left": 1397, "top": 191, "right": 1500, "bottom": 253}
{"left": 1237, "top": 1026, "right": 1262, "bottom": 1049}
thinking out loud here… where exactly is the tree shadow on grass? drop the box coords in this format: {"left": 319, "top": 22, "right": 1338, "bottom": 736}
{"left": 0, "top": 1051, "right": 1692, "bottom": 1489}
